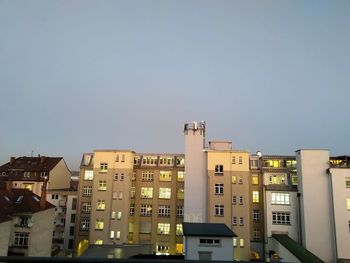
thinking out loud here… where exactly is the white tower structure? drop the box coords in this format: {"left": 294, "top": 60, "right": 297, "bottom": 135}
{"left": 184, "top": 121, "right": 207, "bottom": 222}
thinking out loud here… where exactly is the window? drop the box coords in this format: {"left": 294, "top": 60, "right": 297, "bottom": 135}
{"left": 115, "top": 154, "right": 119, "bottom": 162}
{"left": 269, "top": 174, "right": 286, "bottom": 185}
{"left": 158, "top": 223, "right": 170, "bottom": 235}
{"left": 253, "top": 209, "right": 260, "bottom": 222}
{"left": 347, "top": 199, "right": 350, "bottom": 210}
{"left": 134, "top": 157, "right": 140, "bottom": 165}
{"left": 40, "top": 171, "right": 48, "bottom": 178}
{"left": 51, "top": 194, "right": 58, "bottom": 199}
{"left": 232, "top": 175, "right": 237, "bottom": 184}
{"left": 159, "top": 157, "right": 174, "bottom": 165}
{"left": 177, "top": 206, "right": 184, "bottom": 217}
{"left": 215, "top": 165, "right": 224, "bottom": 175}
{"left": 239, "top": 238, "right": 244, "bottom": 247}
{"left": 69, "top": 226, "right": 74, "bottom": 235}
{"left": 159, "top": 171, "right": 172, "bottom": 181}
{"left": 232, "top": 195, "right": 237, "bottom": 205}
{"left": 176, "top": 243, "right": 183, "bottom": 254}
{"left": 176, "top": 224, "right": 183, "bottom": 235}
{"left": 70, "top": 214, "right": 76, "bottom": 223}
{"left": 238, "top": 156, "right": 243, "bottom": 164}
{"left": 142, "top": 171, "right": 154, "bottom": 181}
{"left": 95, "top": 240, "right": 103, "bottom": 245}
{"left": 252, "top": 191, "right": 259, "bottom": 203}
{"left": 253, "top": 229, "right": 261, "bottom": 241}
{"left": 141, "top": 187, "right": 153, "bottom": 198}
{"left": 82, "top": 186, "right": 92, "bottom": 197}
{"left": 346, "top": 178, "right": 350, "bottom": 188}
{"left": 200, "top": 239, "right": 220, "bottom": 245}
{"left": 157, "top": 245, "right": 170, "bottom": 254}
{"left": 158, "top": 205, "right": 170, "bottom": 217}
{"left": 239, "top": 196, "right": 243, "bottom": 205}
{"left": 159, "top": 188, "right": 171, "bottom": 199}
{"left": 97, "top": 200, "right": 105, "bottom": 210}
{"left": 140, "top": 204, "right": 152, "bottom": 216}
{"left": 291, "top": 174, "right": 298, "bottom": 185}
{"left": 118, "top": 191, "right": 123, "bottom": 200}
{"left": 142, "top": 156, "right": 158, "bottom": 165}
{"left": 117, "top": 211, "right": 122, "bottom": 219}
{"left": 239, "top": 217, "right": 244, "bottom": 226}
{"left": 215, "top": 205, "right": 224, "bottom": 216}
{"left": 98, "top": 180, "right": 107, "bottom": 191}
{"left": 252, "top": 175, "right": 259, "bottom": 185}
{"left": 272, "top": 192, "right": 290, "bottom": 205}
{"left": 215, "top": 184, "right": 224, "bottom": 195}
{"left": 17, "top": 216, "right": 30, "bottom": 227}
{"left": 72, "top": 198, "right": 77, "bottom": 210}
{"left": 110, "top": 230, "right": 115, "bottom": 239}
{"left": 80, "top": 219, "right": 90, "bottom": 230}
{"left": 272, "top": 212, "right": 291, "bottom": 225}
{"left": 129, "top": 204, "right": 135, "bottom": 215}
{"left": 238, "top": 177, "right": 243, "bottom": 184}
{"left": 14, "top": 232, "right": 29, "bottom": 247}
{"left": 176, "top": 157, "right": 185, "bottom": 166}
{"left": 232, "top": 156, "right": 236, "bottom": 164}
{"left": 95, "top": 219, "right": 104, "bottom": 230}
{"left": 121, "top": 154, "right": 125, "bottom": 162}
{"left": 84, "top": 170, "right": 93, "bottom": 180}
{"left": 177, "top": 188, "right": 184, "bottom": 199}
{"left": 232, "top": 216, "right": 237, "bottom": 225}
{"left": 130, "top": 187, "right": 136, "bottom": 198}
{"left": 177, "top": 171, "right": 184, "bottom": 181}
{"left": 116, "top": 231, "right": 121, "bottom": 239}
{"left": 349, "top": 220, "right": 350, "bottom": 232}
{"left": 111, "top": 211, "right": 116, "bottom": 219}
{"left": 233, "top": 238, "right": 237, "bottom": 247}
{"left": 100, "top": 163, "right": 108, "bottom": 173}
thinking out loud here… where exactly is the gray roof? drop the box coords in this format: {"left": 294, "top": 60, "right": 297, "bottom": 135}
{"left": 182, "top": 223, "right": 236, "bottom": 237}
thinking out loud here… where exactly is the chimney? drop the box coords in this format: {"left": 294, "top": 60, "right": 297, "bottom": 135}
{"left": 40, "top": 178, "right": 48, "bottom": 209}
{"left": 40, "top": 156, "right": 46, "bottom": 164}
{"left": 10, "top": 157, "right": 16, "bottom": 165}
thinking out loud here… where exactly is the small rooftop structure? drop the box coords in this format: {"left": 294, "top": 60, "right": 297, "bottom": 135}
{"left": 183, "top": 222, "right": 236, "bottom": 237}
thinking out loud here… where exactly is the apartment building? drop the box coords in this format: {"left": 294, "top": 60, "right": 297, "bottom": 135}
{"left": 74, "top": 151, "right": 185, "bottom": 257}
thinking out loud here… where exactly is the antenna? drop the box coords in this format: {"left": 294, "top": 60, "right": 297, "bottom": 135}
{"left": 31, "top": 150, "right": 34, "bottom": 157}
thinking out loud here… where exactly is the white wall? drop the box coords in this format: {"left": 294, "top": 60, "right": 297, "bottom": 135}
{"left": 184, "top": 236, "right": 233, "bottom": 261}
{"left": 184, "top": 124, "right": 207, "bottom": 222}
{"left": 330, "top": 168, "right": 350, "bottom": 261}
{"left": 267, "top": 237, "right": 301, "bottom": 263}
{"left": 0, "top": 220, "right": 11, "bottom": 256}
{"left": 296, "top": 149, "right": 335, "bottom": 263}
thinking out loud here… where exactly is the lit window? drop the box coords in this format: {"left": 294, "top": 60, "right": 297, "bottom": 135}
{"left": 232, "top": 195, "right": 237, "bottom": 205}
{"left": 253, "top": 209, "right": 260, "bottom": 222}
{"left": 252, "top": 191, "right": 259, "bottom": 203}
{"left": 158, "top": 205, "right": 170, "bottom": 217}
{"left": 98, "top": 180, "right": 107, "bottom": 191}
{"left": 140, "top": 204, "right": 152, "bottom": 216}
{"left": 233, "top": 238, "right": 237, "bottom": 247}
{"left": 129, "top": 204, "right": 135, "bottom": 215}
{"left": 159, "top": 171, "right": 172, "bottom": 181}
{"left": 141, "top": 187, "right": 153, "bottom": 198}
{"left": 95, "top": 219, "right": 104, "bottom": 230}
{"left": 215, "top": 205, "right": 224, "bottom": 216}
{"left": 82, "top": 186, "right": 92, "bottom": 197}
{"left": 159, "top": 188, "right": 171, "bottom": 199}
{"left": 110, "top": 230, "right": 115, "bottom": 239}
{"left": 347, "top": 199, "right": 350, "bottom": 210}
{"left": 116, "top": 231, "right": 121, "bottom": 239}
{"left": 95, "top": 239, "right": 103, "bottom": 244}
{"left": 142, "top": 171, "right": 154, "bottom": 181}
{"left": 111, "top": 211, "right": 116, "bottom": 219}
{"left": 176, "top": 224, "right": 183, "bottom": 235}
{"left": 158, "top": 223, "right": 170, "bottom": 235}
{"left": 177, "top": 171, "right": 184, "bottom": 181}
{"left": 177, "top": 206, "right": 184, "bottom": 217}
{"left": 215, "top": 184, "right": 224, "bottom": 195}
{"left": 80, "top": 219, "right": 90, "bottom": 230}
{"left": 291, "top": 174, "right": 298, "bottom": 185}
{"left": 272, "top": 193, "right": 290, "bottom": 205}
{"left": 84, "top": 170, "right": 93, "bottom": 180}
{"left": 252, "top": 175, "right": 259, "bottom": 185}
{"left": 239, "top": 238, "right": 244, "bottom": 247}
{"left": 272, "top": 212, "right": 291, "bottom": 225}
{"left": 232, "top": 175, "right": 237, "bottom": 184}
{"left": 215, "top": 165, "right": 224, "bottom": 175}
{"left": 269, "top": 174, "right": 286, "bottom": 185}
{"left": 97, "top": 200, "right": 105, "bottom": 210}
{"left": 82, "top": 202, "right": 91, "bottom": 213}
{"left": 14, "top": 233, "right": 29, "bottom": 247}
{"left": 176, "top": 243, "right": 183, "bottom": 254}
{"left": 100, "top": 163, "right": 108, "bottom": 173}
{"left": 177, "top": 189, "right": 184, "bottom": 199}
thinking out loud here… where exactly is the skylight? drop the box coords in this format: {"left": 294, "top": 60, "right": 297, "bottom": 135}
{"left": 33, "top": 196, "right": 40, "bottom": 202}
{"left": 15, "top": 195, "right": 24, "bottom": 203}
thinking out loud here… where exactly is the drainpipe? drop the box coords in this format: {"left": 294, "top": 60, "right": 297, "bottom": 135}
{"left": 327, "top": 169, "right": 338, "bottom": 262}
{"left": 297, "top": 193, "right": 303, "bottom": 246}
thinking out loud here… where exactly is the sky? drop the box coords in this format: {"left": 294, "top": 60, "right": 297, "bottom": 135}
{"left": 1, "top": 0, "right": 350, "bottom": 171}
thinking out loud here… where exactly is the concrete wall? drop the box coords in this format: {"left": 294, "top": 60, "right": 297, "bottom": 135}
{"left": 49, "top": 159, "right": 71, "bottom": 190}
{"left": 184, "top": 124, "right": 207, "bottom": 223}
{"left": 0, "top": 220, "right": 11, "bottom": 256}
{"left": 330, "top": 168, "right": 350, "bottom": 261}
{"left": 296, "top": 149, "right": 335, "bottom": 263}
{"left": 184, "top": 236, "right": 233, "bottom": 261}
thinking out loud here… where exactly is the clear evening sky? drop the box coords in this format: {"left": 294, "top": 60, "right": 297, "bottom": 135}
{"left": 1, "top": 1, "right": 349, "bottom": 171}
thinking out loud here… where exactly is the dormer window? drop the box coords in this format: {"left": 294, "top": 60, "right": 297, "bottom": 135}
{"left": 40, "top": 172, "right": 48, "bottom": 178}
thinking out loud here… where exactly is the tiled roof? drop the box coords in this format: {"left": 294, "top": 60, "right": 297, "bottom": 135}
{"left": 0, "top": 188, "right": 55, "bottom": 222}
{"left": 0, "top": 156, "right": 62, "bottom": 172}
{"left": 272, "top": 234, "right": 324, "bottom": 263}
{"left": 182, "top": 223, "right": 236, "bottom": 237}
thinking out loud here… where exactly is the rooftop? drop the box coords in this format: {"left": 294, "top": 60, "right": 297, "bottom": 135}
{"left": 182, "top": 222, "right": 236, "bottom": 237}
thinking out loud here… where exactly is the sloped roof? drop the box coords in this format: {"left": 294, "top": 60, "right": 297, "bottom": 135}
{"left": 0, "top": 188, "right": 55, "bottom": 222}
{"left": 0, "top": 156, "right": 62, "bottom": 172}
{"left": 272, "top": 234, "right": 324, "bottom": 263}
{"left": 183, "top": 223, "right": 236, "bottom": 237}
